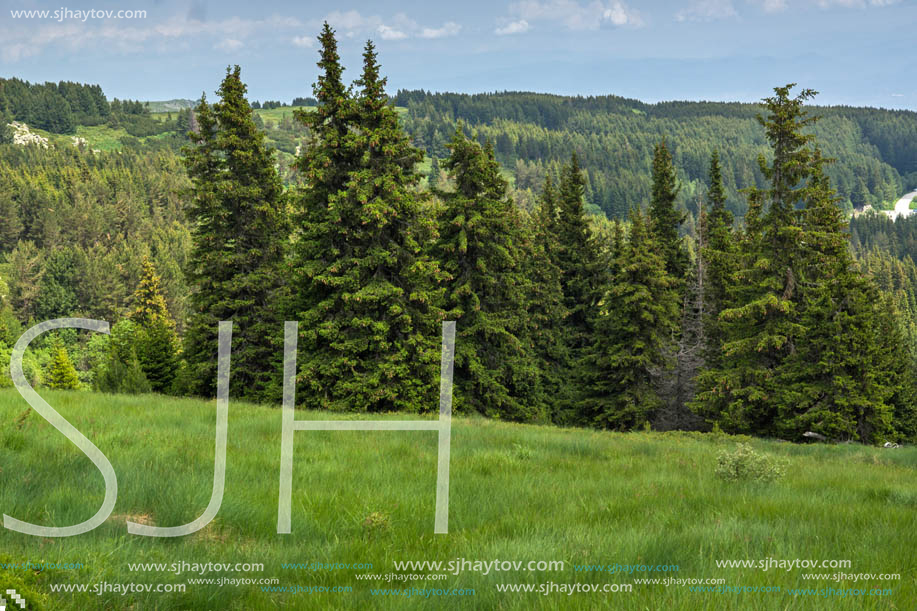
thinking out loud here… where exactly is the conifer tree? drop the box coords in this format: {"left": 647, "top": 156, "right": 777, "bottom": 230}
{"left": 778, "top": 153, "right": 897, "bottom": 441}
{"left": 436, "top": 129, "right": 540, "bottom": 420}
{"left": 182, "top": 66, "right": 288, "bottom": 401}
{"left": 0, "top": 109, "right": 11, "bottom": 145}
{"left": 647, "top": 140, "right": 694, "bottom": 428}
{"left": 649, "top": 139, "right": 688, "bottom": 281}
{"left": 428, "top": 157, "right": 441, "bottom": 190}
{"left": 692, "top": 85, "right": 816, "bottom": 436}
{"left": 554, "top": 154, "right": 604, "bottom": 353}
{"left": 129, "top": 257, "right": 178, "bottom": 393}
{"left": 293, "top": 23, "right": 356, "bottom": 216}
{"left": 95, "top": 320, "right": 152, "bottom": 394}
{"left": 700, "top": 150, "right": 736, "bottom": 364}
{"left": 130, "top": 256, "right": 172, "bottom": 326}
{"left": 524, "top": 175, "right": 570, "bottom": 422}
{"left": 578, "top": 208, "right": 679, "bottom": 430}
{"left": 47, "top": 346, "right": 80, "bottom": 390}
{"left": 691, "top": 84, "right": 907, "bottom": 443}
{"left": 291, "top": 35, "right": 444, "bottom": 413}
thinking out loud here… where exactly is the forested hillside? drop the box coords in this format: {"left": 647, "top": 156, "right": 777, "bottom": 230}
{"left": 396, "top": 90, "right": 917, "bottom": 220}
{"left": 3, "top": 27, "right": 917, "bottom": 446}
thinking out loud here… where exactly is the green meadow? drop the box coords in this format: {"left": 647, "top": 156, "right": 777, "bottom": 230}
{"left": 0, "top": 388, "right": 914, "bottom": 610}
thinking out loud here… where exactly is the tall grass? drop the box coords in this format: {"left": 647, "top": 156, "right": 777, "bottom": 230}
{"left": 0, "top": 389, "right": 913, "bottom": 609}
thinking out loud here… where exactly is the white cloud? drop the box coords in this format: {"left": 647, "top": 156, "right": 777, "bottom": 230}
{"left": 0, "top": 9, "right": 463, "bottom": 63}
{"left": 0, "top": 13, "right": 308, "bottom": 62}
{"left": 420, "top": 22, "right": 461, "bottom": 39}
{"left": 495, "top": 19, "right": 531, "bottom": 35}
{"left": 377, "top": 24, "right": 408, "bottom": 40}
{"left": 1, "top": 42, "right": 36, "bottom": 62}
{"left": 759, "top": 0, "right": 788, "bottom": 11}
{"left": 676, "top": 0, "right": 738, "bottom": 21}
{"left": 325, "top": 9, "right": 380, "bottom": 32}
{"left": 325, "top": 10, "right": 462, "bottom": 42}
{"left": 752, "top": 0, "right": 898, "bottom": 11}
{"left": 506, "top": 0, "right": 643, "bottom": 31}
{"left": 815, "top": 0, "right": 899, "bottom": 6}
{"left": 214, "top": 38, "right": 243, "bottom": 52}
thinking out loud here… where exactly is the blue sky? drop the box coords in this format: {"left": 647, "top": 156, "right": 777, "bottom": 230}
{"left": 0, "top": 0, "right": 914, "bottom": 109}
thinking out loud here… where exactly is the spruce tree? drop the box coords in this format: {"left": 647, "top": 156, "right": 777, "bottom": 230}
{"left": 47, "top": 346, "right": 80, "bottom": 390}
{"left": 554, "top": 154, "right": 604, "bottom": 353}
{"left": 0, "top": 109, "right": 11, "bottom": 145}
{"left": 700, "top": 150, "right": 736, "bottom": 365}
{"left": 293, "top": 23, "right": 356, "bottom": 216}
{"left": 122, "top": 349, "right": 153, "bottom": 394}
{"left": 691, "top": 84, "right": 905, "bottom": 443}
{"left": 436, "top": 128, "right": 540, "bottom": 420}
{"left": 130, "top": 256, "right": 172, "bottom": 326}
{"left": 291, "top": 36, "right": 444, "bottom": 413}
{"left": 779, "top": 153, "right": 897, "bottom": 442}
{"left": 578, "top": 208, "right": 679, "bottom": 430}
{"left": 648, "top": 139, "right": 688, "bottom": 281}
{"left": 95, "top": 320, "right": 152, "bottom": 395}
{"left": 182, "top": 66, "right": 288, "bottom": 402}
{"left": 428, "top": 157, "right": 441, "bottom": 190}
{"left": 129, "top": 257, "right": 178, "bottom": 393}
{"left": 524, "top": 175, "right": 570, "bottom": 422}
{"left": 692, "top": 86, "right": 815, "bottom": 436}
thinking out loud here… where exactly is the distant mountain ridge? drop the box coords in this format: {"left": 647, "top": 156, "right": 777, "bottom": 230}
{"left": 394, "top": 89, "right": 917, "bottom": 219}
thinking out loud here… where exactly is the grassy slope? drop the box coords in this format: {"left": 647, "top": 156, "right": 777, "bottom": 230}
{"left": 0, "top": 389, "right": 914, "bottom": 610}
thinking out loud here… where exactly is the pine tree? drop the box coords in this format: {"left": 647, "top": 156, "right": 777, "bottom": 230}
{"left": 777, "top": 153, "right": 897, "bottom": 442}
{"left": 129, "top": 257, "right": 178, "bottom": 393}
{"left": 182, "top": 66, "right": 288, "bottom": 402}
{"left": 121, "top": 348, "right": 153, "bottom": 394}
{"left": 554, "top": 154, "right": 604, "bottom": 353}
{"left": 293, "top": 23, "right": 356, "bottom": 215}
{"left": 436, "top": 128, "right": 540, "bottom": 420}
{"left": 0, "top": 192, "right": 23, "bottom": 252}
{"left": 690, "top": 84, "right": 905, "bottom": 443}
{"left": 94, "top": 320, "right": 152, "bottom": 395}
{"left": 130, "top": 256, "right": 172, "bottom": 326}
{"left": 578, "top": 208, "right": 679, "bottom": 430}
{"left": 428, "top": 156, "right": 441, "bottom": 190}
{"left": 691, "top": 85, "right": 815, "bottom": 436}
{"left": 524, "top": 175, "right": 570, "bottom": 422}
{"left": 649, "top": 139, "right": 688, "bottom": 281}
{"left": 700, "top": 150, "right": 736, "bottom": 365}
{"left": 648, "top": 140, "right": 695, "bottom": 428}
{"left": 0, "top": 109, "right": 11, "bottom": 145}
{"left": 47, "top": 346, "right": 80, "bottom": 390}
{"left": 291, "top": 36, "right": 444, "bottom": 413}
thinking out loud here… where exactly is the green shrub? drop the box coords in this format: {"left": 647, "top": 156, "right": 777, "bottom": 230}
{"left": 0, "top": 554, "right": 50, "bottom": 610}
{"left": 46, "top": 346, "right": 81, "bottom": 390}
{"left": 715, "top": 443, "right": 787, "bottom": 483}
{"left": 362, "top": 511, "right": 391, "bottom": 541}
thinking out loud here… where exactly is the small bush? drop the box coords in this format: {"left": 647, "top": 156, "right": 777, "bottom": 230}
{"left": 362, "top": 511, "right": 390, "bottom": 540}
{"left": 510, "top": 442, "right": 534, "bottom": 460}
{"left": 715, "top": 443, "right": 786, "bottom": 483}
{"left": 46, "top": 346, "right": 81, "bottom": 390}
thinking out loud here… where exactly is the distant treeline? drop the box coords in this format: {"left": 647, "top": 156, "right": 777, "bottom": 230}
{"left": 395, "top": 90, "right": 917, "bottom": 220}
{"left": 0, "top": 78, "right": 109, "bottom": 133}
{"left": 0, "top": 77, "right": 181, "bottom": 139}
{"left": 252, "top": 97, "right": 318, "bottom": 109}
